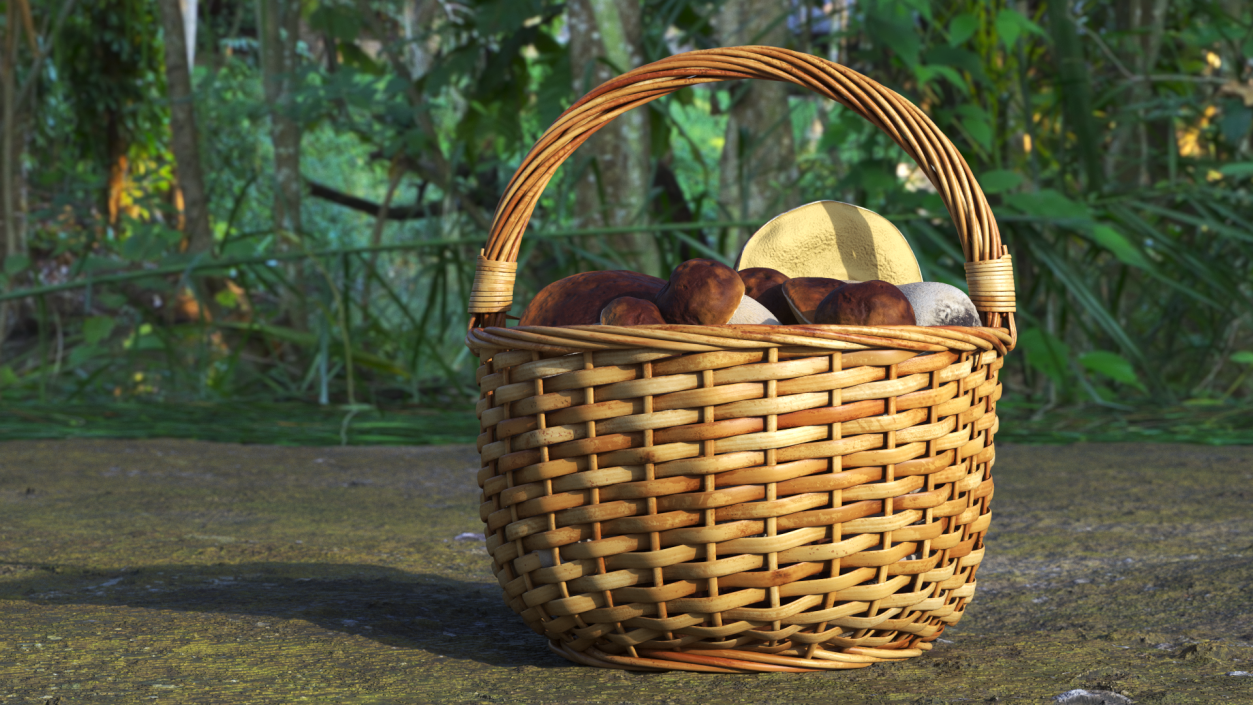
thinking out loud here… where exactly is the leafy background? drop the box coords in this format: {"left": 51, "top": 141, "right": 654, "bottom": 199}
{"left": 0, "top": 0, "right": 1250, "bottom": 444}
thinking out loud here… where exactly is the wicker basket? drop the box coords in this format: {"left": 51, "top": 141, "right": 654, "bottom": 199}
{"left": 465, "top": 46, "right": 1017, "bottom": 673}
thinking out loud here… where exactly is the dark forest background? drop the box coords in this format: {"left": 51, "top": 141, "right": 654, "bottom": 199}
{"left": 0, "top": 0, "right": 1250, "bottom": 444}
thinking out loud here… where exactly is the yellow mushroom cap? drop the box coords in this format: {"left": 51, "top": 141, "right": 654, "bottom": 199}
{"left": 737, "top": 201, "right": 923, "bottom": 285}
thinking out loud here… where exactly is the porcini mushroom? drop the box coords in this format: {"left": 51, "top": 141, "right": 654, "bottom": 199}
{"left": 600, "top": 297, "right": 666, "bottom": 326}
{"left": 814, "top": 280, "right": 917, "bottom": 326}
{"left": 897, "top": 282, "right": 982, "bottom": 327}
{"left": 738, "top": 267, "right": 795, "bottom": 324}
{"left": 781, "top": 277, "right": 847, "bottom": 324}
{"left": 739, "top": 267, "right": 789, "bottom": 299}
{"left": 519, "top": 270, "right": 666, "bottom": 327}
{"left": 654, "top": 259, "right": 745, "bottom": 325}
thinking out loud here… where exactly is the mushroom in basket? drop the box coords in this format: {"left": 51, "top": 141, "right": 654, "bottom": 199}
{"left": 518, "top": 201, "right": 983, "bottom": 328}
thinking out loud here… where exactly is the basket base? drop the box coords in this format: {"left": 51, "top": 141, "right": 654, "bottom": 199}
{"left": 548, "top": 640, "right": 929, "bottom": 673}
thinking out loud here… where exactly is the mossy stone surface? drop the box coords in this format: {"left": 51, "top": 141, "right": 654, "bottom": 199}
{"left": 2, "top": 439, "right": 1252, "bottom": 703}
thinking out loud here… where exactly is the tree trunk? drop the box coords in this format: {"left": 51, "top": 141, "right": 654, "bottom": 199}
{"left": 258, "top": 0, "right": 305, "bottom": 327}
{"left": 180, "top": 0, "right": 196, "bottom": 67}
{"left": 259, "top": 0, "right": 302, "bottom": 239}
{"left": 401, "top": 0, "right": 440, "bottom": 79}
{"left": 567, "top": 0, "right": 658, "bottom": 275}
{"left": 1048, "top": 1, "right": 1102, "bottom": 192}
{"left": 1105, "top": 0, "right": 1170, "bottom": 188}
{"left": 158, "top": 0, "right": 212, "bottom": 254}
{"left": 0, "top": 2, "right": 17, "bottom": 345}
{"left": 3, "top": 0, "right": 64, "bottom": 344}
{"left": 2, "top": 0, "right": 19, "bottom": 264}
{"left": 714, "top": 2, "right": 797, "bottom": 260}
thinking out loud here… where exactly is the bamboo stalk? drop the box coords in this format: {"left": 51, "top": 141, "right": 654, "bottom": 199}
{"left": 0, "top": 221, "right": 781, "bottom": 303}
{"left": 361, "top": 156, "right": 404, "bottom": 316}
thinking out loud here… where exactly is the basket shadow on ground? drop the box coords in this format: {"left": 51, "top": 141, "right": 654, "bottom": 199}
{"left": 0, "top": 561, "right": 571, "bottom": 668}
{"left": 5, "top": 538, "right": 1253, "bottom": 669}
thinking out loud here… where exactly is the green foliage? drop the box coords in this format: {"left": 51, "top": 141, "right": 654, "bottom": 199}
{"left": 3, "top": 254, "right": 30, "bottom": 275}
{"left": 53, "top": 0, "right": 168, "bottom": 163}
{"left": 1019, "top": 327, "right": 1072, "bottom": 389}
{"left": 2, "top": 0, "right": 1252, "bottom": 430}
{"left": 979, "top": 170, "right": 1024, "bottom": 194}
{"left": 0, "top": 401, "right": 480, "bottom": 445}
{"left": 82, "top": 317, "right": 116, "bottom": 345}
{"left": 1080, "top": 350, "right": 1146, "bottom": 392}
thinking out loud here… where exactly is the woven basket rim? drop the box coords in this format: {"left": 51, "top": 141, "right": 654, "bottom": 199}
{"left": 467, "top": 322, "right": 1014, "bottom": 356}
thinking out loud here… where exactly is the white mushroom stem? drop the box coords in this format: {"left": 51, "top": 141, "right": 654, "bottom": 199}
{"left": 728, "top": 295, "right": 780, "bottom": 325}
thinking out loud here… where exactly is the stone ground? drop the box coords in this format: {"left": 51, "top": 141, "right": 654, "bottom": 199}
{"left": 0, "top": 439, "right": 1250, "bottom": 704}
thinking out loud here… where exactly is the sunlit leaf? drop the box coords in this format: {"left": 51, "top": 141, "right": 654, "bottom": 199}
{"left": 1232, "top": 351, "right": 1253, "bottom": 365}
{"left": 899, "top": 0, "right": 933, "bottom": 22}
{"left": 213, "top": 321, "right": 408, "bottom": 377}
{"left": 948, "top": 12, "right": 978, "bottom": 46}
{"left": 1047, "top": 4, "right": 1102, "bottom": 188}
{"left": 3, "top": 254, "right": 30, "bottom": 275}
{"left": 1004, "top": 190, "right": 1091, "bottom": 221}
{"left": 1107, "top": 203, "right": 1234, "bottom": 306}
{"left": 980, "top": 170, "right": 1023, "bottom": 194}
{"left": 534, "top": 49, "right": 571, "bottom": 127}
{"left": 1026, "top": 236, "right": 1150, "bottom": 374}
{"left": 955, "top": 104, "right": 992, "bottom": 151}
{"left": 995, "top": 8, "right": 1045, "bottom": 49}
{"left": 1219, "top": 99, "right": 1253, "bottom": 144}
{"left": 916, "top": 64, "right": 969, "bottom": 95}
{"left": 1218, "top": 162, "right": 1253, "bottom": 178}
{"left": 1080, "top": 350, "right": 1146, "bottom": 392}
{"left": 1089, "top": 225, "right": 1153, "bottom": 271}
{"left": 308, "top": 5, "right": 362, "bottom": 42}
{"left": 1132, "top": 201, "right": 1253, "bottom": 244}
{"left": 476, "top": 0, "right": 543, "bottom": 36}
{"left": 424, "top": 46, "right": 476, "bottom": 93}
{"left": 215, "top": 289, "right": 239, "bottom": 310}
{"left": 1018, "top": 327, "right": 1071, "bottom": 388}
{"left": 337, "top": 42, "right": 384, "bottom": 75}
{"left": 67, "top": 344, "right": 102, "bottom": 369}
{"left": 83, "top": 317, "right": 116, "bottom": 345}
{"left": 97, "top": 293, "right": 127, "bottom": 309}
{"left": 923, "top": 46, "right": 988, "bottom": 84}
{"left": 866, "top": 9, "right": 919, "bottom": 68}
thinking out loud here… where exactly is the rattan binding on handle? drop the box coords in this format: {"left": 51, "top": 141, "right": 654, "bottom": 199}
{"left": 468, "top": 252, "right": 519, "bottom": 314}
{"left": 468, "top": 46, "right": 1015, "bottom": 335}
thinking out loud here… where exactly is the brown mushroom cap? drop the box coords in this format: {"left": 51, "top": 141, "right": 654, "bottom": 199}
{"left": 814, "top": 280, "right": 917, "bottom": 326}
{"left": 655, "top": 259, "right": 746, "bottom": 325}
{"left": 600, "top": 297, "right": 666, "bottom": 326}
{"left": 781, "top": 277, "right": 846, "bottom": 324}
{"left": 738, "top": 267, "right": 796, "bottom": 324}
{"left": 519, "top": 270, "right": 666, "bottom": 327}
{"left": 738, "top": 267, "right": 789, "bottom": 299}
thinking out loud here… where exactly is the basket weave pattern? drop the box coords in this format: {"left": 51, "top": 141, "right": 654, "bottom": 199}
{"left": 466, "top": 47, "right": 1017, "bottom": 673}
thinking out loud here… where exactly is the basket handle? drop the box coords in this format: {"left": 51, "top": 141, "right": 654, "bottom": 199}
{"left": 468, "top": 46, "right": 1015, "bottom": 333}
